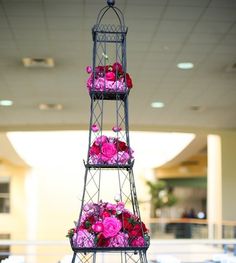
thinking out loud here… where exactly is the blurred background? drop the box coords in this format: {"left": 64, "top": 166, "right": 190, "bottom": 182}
{"left": 0, "top": 0, "right": 236, "bottom": 262}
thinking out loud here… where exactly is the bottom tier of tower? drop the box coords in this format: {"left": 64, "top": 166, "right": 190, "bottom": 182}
{"left": 71, "top": 250, "right": 148, "bottom": 263}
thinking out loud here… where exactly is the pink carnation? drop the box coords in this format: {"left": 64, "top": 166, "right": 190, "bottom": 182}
{"left": 108, "top": 232, "right": 129, "bottom": 247}
{"left": 102, "top": 217, "right": 122, "bottom": 238}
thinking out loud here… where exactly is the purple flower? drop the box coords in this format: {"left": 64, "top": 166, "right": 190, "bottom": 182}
{"left": 73, "top": 229, "right": 94, "bottom": 248}
{"left": 108, "top": 232, "right": 129, "bottom": 247}
{"left": 116, "top": 202, "right": 125, "bottom": 214}
{"left": 95, "top": 135, "right": 108, "bottom": 146}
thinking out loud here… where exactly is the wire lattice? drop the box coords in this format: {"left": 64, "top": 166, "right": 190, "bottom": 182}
{"left": 70, "top": 1, "right": 149, "bottom": 262}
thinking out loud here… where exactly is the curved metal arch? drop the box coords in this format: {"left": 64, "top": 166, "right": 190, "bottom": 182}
{"left": 95, "top": 3, "right": 126, "bottom": 30}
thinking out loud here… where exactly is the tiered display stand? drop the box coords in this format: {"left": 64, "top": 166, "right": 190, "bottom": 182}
{"left": 69, "top": 1, "right": 149, "bottom": 262}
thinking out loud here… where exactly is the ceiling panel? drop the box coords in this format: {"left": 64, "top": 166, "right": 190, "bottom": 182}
{"left": 0, "top": 0, "right": 235, "bottom": 131}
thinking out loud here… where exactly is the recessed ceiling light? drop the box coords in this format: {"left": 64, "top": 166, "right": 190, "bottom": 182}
{"left": 39, "top": 103, "right": 63, "bottom": 111}
{"left": 0, "top": 100, "right": 13, "bottom": 106}
{"left": 151, "top": 101, "right": 165, "bottom": 108}
{"left": 190, "top": 105, "right": 205, "bottom": 112}
{"left": 22, "top": 58, "right": 55, "bottom": 68}
{"left": 177, "top": 62, "right": 194, "bottom": 70}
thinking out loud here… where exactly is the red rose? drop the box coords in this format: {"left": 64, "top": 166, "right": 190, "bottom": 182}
{"left": 122, "top": 211, "right": 132, "bottom": 219}
{"left": 89, "top": 143, "right": 100, "bottom": 155}
{"left": 97, "top": 233, "right": 109, "bottom": 247}
{"left": 102, "top": 211, "right": 110, "bottom": 218}
{"left": 123, "top": 218, "right": 133, "bottom": 232}
{"left": 125, "top": 73, "right": 133, "bottom": 88}
{"left": 130, "top": 222, "right": 148, "bottom": 237}
{"left": 112, "top": 62, "right": 123, "bottom": 75}
{"left": 114, "top": 140, "right": 128, "bottom": 151}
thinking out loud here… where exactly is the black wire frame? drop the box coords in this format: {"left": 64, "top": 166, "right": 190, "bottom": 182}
{"left": 71, "top": 250, "right": 148, "bottom": 263}
{"left": 70, "top": 2, "right": 149, "bottom": 262}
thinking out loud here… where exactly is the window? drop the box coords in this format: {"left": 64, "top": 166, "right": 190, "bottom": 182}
{"left": 0, "top": 233, "right": 10, "bottom": 260}
{"left": 0, "top": 177, "right": 10, "bottom": 213}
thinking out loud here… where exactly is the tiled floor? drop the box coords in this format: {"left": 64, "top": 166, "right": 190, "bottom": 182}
{"left": 147, "top": 241, "right": 235, "bottom": 263}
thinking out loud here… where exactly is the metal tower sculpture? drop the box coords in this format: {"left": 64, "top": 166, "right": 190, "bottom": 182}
{"left": 68, "top": 1, "right": 149, "bottom": 262}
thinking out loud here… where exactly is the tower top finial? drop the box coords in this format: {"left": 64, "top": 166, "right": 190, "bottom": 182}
{"left": 107, "top": 0, "right": 115, "bottom": 7}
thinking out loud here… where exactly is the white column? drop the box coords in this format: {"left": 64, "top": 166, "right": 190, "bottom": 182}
{"left": 207, "top": 135, "right": 222, "bottom": 239}
{"left": 25, "top": 169, "right": 38, "bottom": 263}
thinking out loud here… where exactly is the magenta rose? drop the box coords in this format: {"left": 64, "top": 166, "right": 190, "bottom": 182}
{"left": 102, "top": 217, "right": 122, "bottom": 238}
{"left": 105, "top": 71, "right": 116, "bottom": 81}
{"left": 101, "top": 142, "right": 117, "bottom": 161}
{"left": 92, "top": 222, "right": 104, "bottom": 233}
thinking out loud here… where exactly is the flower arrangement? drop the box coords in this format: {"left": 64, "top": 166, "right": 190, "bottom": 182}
{"left": 88, "top": 135, "right": 133, "bottom": 165}
{"left": 86, "top": 62, "right": 133, "bottom": 92}
{"left": 68, "top": 201, "right": 149, "bottom": 248}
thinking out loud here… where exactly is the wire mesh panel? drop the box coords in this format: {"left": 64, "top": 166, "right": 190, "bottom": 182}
{"left": 69, "top": 1, "right": 149, "bottom": 262}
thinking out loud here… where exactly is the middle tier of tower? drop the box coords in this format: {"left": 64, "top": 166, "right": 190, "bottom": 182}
{"left": 86, "top": 93, "right": 133, "bottom": 169}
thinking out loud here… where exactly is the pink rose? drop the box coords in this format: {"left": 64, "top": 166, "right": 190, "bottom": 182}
{"left": 112, "top": 126, "right": 122, "bottom": 132}
{"left": 102, "top": 217, "right": 122, "bottom": 238}
{"left": 101, "top": 142, "right": 117, "bottom": 161}
{"left": 92, "top": 222, "right": 104, "bottom": 233}
{"left": 130, "top": 236, "right": 145, "bottom": 247}
{"left": 86, "top": 66, "right": 92, "bottom": 74}
{"left": 105, "top": 71, "right": 116, "bottom": 81}
{"left": 91, "top": 124, "right": 99, "bottom": 132}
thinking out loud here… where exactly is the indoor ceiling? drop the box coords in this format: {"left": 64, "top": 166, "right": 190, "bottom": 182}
{"left": 0, "top": 0, "right": 236, "bottom": 131}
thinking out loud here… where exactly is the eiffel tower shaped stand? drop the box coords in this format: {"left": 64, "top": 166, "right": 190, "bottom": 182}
{"left": 68, "top": 1, "right": 150, "bottom": 262}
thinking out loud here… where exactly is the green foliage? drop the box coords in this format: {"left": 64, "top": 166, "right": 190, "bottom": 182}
{"left": 146, "top": 180, "right": 177, "bottom": 217}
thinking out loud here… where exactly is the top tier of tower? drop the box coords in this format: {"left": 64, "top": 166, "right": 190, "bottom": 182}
{"left": 86, "top": 1, "right": 133, "bottom": 101}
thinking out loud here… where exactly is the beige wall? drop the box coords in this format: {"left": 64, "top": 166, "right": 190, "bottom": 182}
{"left": 0, "top": 158, "right": 28, "bottom": 239}
{"left": 0, "top": 158, "right": 29, "bottom": 256}
{"left": 0, "top": 129, "right": 236, "bottom": 262}
{"left": 220, "top": 130, "right": 236, "bottom": 221}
